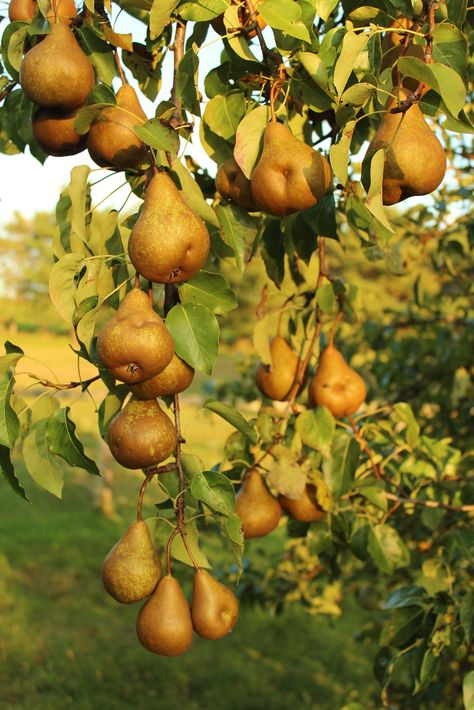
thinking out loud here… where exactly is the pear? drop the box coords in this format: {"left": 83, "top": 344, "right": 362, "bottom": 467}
{"left": 364, "top": 89, "right": 446, "bottom": 205}
{"left": 32, "top": 107, "right": 86, "bottom": 156}
{"left": 19, "top": 23, "right": 94, "bottom": 111}
{"left": 250, "top": 121, "right": 332, "bottom": 216}
{"left": 191, "top": 568, "right": 239, "bottom": 640}
{"left": 136, "top": 575, "right": 193, "bottom": 656}
{"left": 255, "top": 335, "right": 300, "bottom": 401}
{"left": 107, "top": 398, "right": 177, "bottom": 469}
{"left": 235, "top": 469, "right": 282, "bottom": 539}
{"left": 97, "top": 289, "right": 174, "bottom": 385}
{"left": 216, "top": 157, "right": 257, "bottom": 211}
{"left": 128, "top": 172, "right": 210, "bottom": 283}
{"left": 279, "top": 485, "right": 325, "bottom": 523}
{"left": 87, "top": 84, "right": 148, "bottom": 169}
{"left": 8, "top": 0, "right": 36, "bottom": 21}
{"left": 129, "top": 355, "right": 194, "bottom": 399}
{"left": 46, "top": 0, "right": 78, "bottom": 24}
{"left": 102, "top": 521, "right": 162, "bottom": 604}
{"left": 308, "top": 344, "right": 366, "bottom": 418}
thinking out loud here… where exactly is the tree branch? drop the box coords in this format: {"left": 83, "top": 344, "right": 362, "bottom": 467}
{"left": 385, "top": 492, "right": 474, "bottom": 514}
{"left": 28, "top": 374, "right": 101, "bottom": 391}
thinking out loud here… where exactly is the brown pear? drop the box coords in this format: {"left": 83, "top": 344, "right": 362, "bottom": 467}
{"left": 97, "top": 289, "right": 174, "bottom": 384}
{"left": 129, "top": 355, "right": 194, "bottom": 399}
{"left": 107, "top": 398, "right": 177, "bottom": 469}
{"left": 250, "top": 121, "right": 332, "bottom": 216}
{"left": 87, "top": 84, "right": 148, "bottom": 169}
{"left": 308, "top": 344, "right": 366, "bottom": 418}
{"left": 102, "top": 521, "right": 161, "bottom": 604}
{"left": 8, "top": 0, "right": 36, "bottom": 21}
{"left": 128, "top": 172, "right": 210, "bottom": 283}
{"left": 255, "top": 335, "right": 300, "bottom": 401}
{"left": 364, "top": 89, "right": 446, "bottom": 205}
{"left": 191, "top": 569, "right": 239, "bottom": 640}
{"left": 136, "top": 575, "right": 193, "bottom": 656}
{"left": 235, "top": 469, "right": 282, "bottom": 539}
{"left": 19, "top": 23, "right": 94, "bottom": 111}
{"left": 216, "top": 157, "right": 257, "bottom": 210}
{"left": 279, "top": 485, "right": 325, "bottom": 523}
{"left": 32, "top": 107, "right": 86, "bottom": 156}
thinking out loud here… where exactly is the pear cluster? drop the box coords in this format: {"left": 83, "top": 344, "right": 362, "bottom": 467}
{"left": 102, "top": 521, "right": 239, "bottom": 656}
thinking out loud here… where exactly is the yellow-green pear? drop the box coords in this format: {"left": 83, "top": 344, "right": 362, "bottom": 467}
{"left": 255, "top": 335, "right": 301, "bottom": 401}
{"left": 129, "top": 355, "right": 194, "bottom": 399}
{"left": 97, "top": 289, "right": 174, "bottom": 385}
{"left": 87, "top": 84, "right": 148, "bottom": 169}
{"left": 136, "top": 575, "right": 194, "bottom": 656}
{"left": 250, "top": 121, "right": 332, "bottom": 216}
{"left": 102, "top": 521, "right": 161, "bottom": 604}
{"left": 279, "top": 484, "right": 325, "bottom": 523}
{"left": 107, "top": 398, "right": 177, "bottom": 469}
{"left": 216, "top": 157, "right": 257, "bottom": 210}
{"left": 32, "top": 107, "right": 86, "bottom": 156}
{"left": 308, "top": 344, "right": 366, "bottom": 418}
{"left": 235, "top": 469, "right": 282, "bottom": 539}
{"left": 191, "top": 568, "right": 239, "bottom": 640}
{"left": 128, "top": 172, "right": 210, "bottom": 283}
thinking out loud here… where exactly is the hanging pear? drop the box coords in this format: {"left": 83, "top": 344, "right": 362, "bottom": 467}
{"left": 8, "top": 0, "right": 36, "bottom": 21}
{"left": 97, "top": 289, "right": 174, "bottom": 384}
{"left": 235, "top": 469, "right": 282, "bottom": 539}
{"left": 136, "top": 575, "right": 194, "bottom": 656}
{"left": 191, "top": 569, "right": 239, "bottom": 640}
{"left": 364, "top": 89, "right": 446, "bottom": 205}
{"left": 308, "top": 344, "right": 366, "bottom": 418}
{"left": 216, "top": 157, "right": 257, "bottom": 210}
{"left": 102, "top": 521, "right": 162, "bottom": 604}
{"left": 279, "top": 485, "right": 325, "bottom": 523}
{"left": 87, "top": 84, "right": 148, "bottom": 169}
{"left": 32, "top": 107, "right": 86, "bottom": 156}
{"left": 255, "top": 335, "right": 301, "bottom": 401}
{"left": 128, "top": 172, "right": 210, "bottom": 283}
{"left": 9, "top": 0, "right": 77, "bottom": 23}
{"left": 19, "top": 23, "right": 94, "bottom": 111}
{"left": 129, "top": 354, "right": 194, "bottom": 399}
{"left": 107, "top": 398, "right": 177, "bottom": 469}
{"left": 250, "top": 121, "right": 332, "bottom": 216}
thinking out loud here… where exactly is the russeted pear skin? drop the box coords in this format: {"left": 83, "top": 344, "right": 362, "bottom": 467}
{"left": 250, "top": 122, "right": 332, "bottom": 216}
{"left": 308, "top": 344, "right": 366, "bottom": 418}
{"left": 128, "top": 172, "right": 210, "bottom": 283}
{"left": 107, "top": 399, "right": 177, "bottom": 469}
{"left": 255, "top": 335, "right": 300, "bottom": 401}
{"left": 32, "top": 107, "right": 86, "bottom": 156}
{"left": 216, "top": 157, "right": 257, "bottom": 210}
{"left": 279, "top": 485, "right": 325, "bottom": 523}
{"left": 136, "top": 575, "right": 193, "bottom": 656}
{"left": 191, "top": 569, "right": 239, "bottom": 640}
{"left": 365, "top": 89, "right": 446, "bottom": 205}
{"left": 129, "top": 355, "right": 194, "bottom": 399}
{"left": 235, "top": 469, "right": 282, "bottom": 539}
{"left": 19, "top": 23, "right": 94, "bottom": 111}
{"left": 87, "top": 84, "right": 148, "bottom": 169}
{"left": 97, "top": 289, "right": 174, "bottom": 384}
{"left": 8, "top": 0, "right": 36, "bottom": 21}
{"left": 102, "top": 521, "right": 162, "bottom": 604}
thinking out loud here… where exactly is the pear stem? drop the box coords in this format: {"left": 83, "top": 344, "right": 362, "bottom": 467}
{"left": 348, "top": 415, "right": 381, "bottom": 481}
{"left": 114, "top": 49, "right": 127, "bottom": 85}
{"left": 136, "top": 470, "right": 155, "bottom": 521}
{"left": 26, "top": 373, "right": 100, "bottom": 391}
{"left": 243, "top": 0, "right": 281, "bottom": 66}
{"left": 134, "top": 272, "right": 140, "bottom": 289}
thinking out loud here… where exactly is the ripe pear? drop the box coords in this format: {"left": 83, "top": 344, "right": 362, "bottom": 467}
{"left": 216, "top": 157, "right": 257, "bottom": 211}
{"left": 191, "top": 568, "right": 239, "bottom": 640}
{"left": 136, "top": 575, "right": 193, "bottom": 656}
{"left": 250, "top": 121, "right": 332, "bottom": 216}
{"left": 97, "top": 289, "right": 174, "bottom": 384}
{"left": 8, "top": 0, "right": 36, "bottom": 21}
{"left": 87, "top": 84, "right": 148, "bottom": 169}
{"left": 19, "top": 23, "right": 94, "bottom": 111}
{"left": 32, "top": 107, "right": 86, "bottom": 156}
{"left": 128, "top": 172, "right": 210, "bottom": 283}
{"left": 107, "top": 398, "right": 177, "bottom": 469}
{"left": 308, "top": 344, "right": 366, "bottom": 418}
{"left": 255, "top": 335, "right": 300, "bottom": 401}
{"left": 235, "top": 469, "right": 282, "bottom": 539}
{"left": 102, "top": 521, "right": 161, "bottom": 604}
{"left": 364, "top": 89, "right": 446, "bottom": 205}
{"left": 279, "top": 485, "right": 325, "bottom": 523}
{"left": 129, "top": 355, "right": 194, "bottom": 399}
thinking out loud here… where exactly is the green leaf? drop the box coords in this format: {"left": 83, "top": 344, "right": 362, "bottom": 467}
{"left": 329, "top": 120, "right": 355, "bottom": 185}
{"left": 382, "top": 586, "right": 427, "bottom": 610}
{"left": 355, "top": 483, "right": 388, "bottom": 512}
{"left": 204, "top": 399, "right": 257, "bottom": 444}
{"left": 393, "top": 402, "right": 420, "bottom": 447}
{"left": 323, "top": 433, "right": 360, "bottom": 498}
{"left": 68, "top": 165, "right": 91, "bottom": 244}
{"left": 166, "top": 304, "right": 219, "bottom": 375}
{"left": 221, "top": 512, "right": 244, "bottom": 575}
{"left": 0, "top": 370, "right": 20, "bottom": 449}
{"left": 0, "top": 445, "right": 28, "bottom": 500}
{"left": 98, "top": 385, "right": 129, "bottom": 440}
{"left": 313, "top": 0, "right": 338, "bottom": 23}
{"left": 259, "top": 0, "right": 310, "bottom": 42}
{"left": 23, "top": 419, "right": 66, "bottom": 498}
{"left": 74, "top": 103, "right": 115, "bottom": 135}
{"left": 151, "top": 517, "right": 211, "bottom": 567}
{"left": 177, "top": 0, "right": 228, "bottom": 21}
{"left": 134, "top": 119, "right": 180, "bottom": 157}
{"left": 234, "top": 105, "right": 270, "bottom": 178}
{"left": 463, "top": 671, "right": 474, "bottom": 710}
{"left": 415, "top": 649, "right": 439, "bottom": 693}
{"left": 296, "top": 407, "right": 335, "bottom": 451}
{"left": 1, "top": 23, "right": 28, "bottom": 79}
{"left": 176, "top": 46, "right": 201, "bottom": 116}
{"left": 150, "top": 0, "right": 180, "bottom": 38}
{"left": 333, "top": 30, "right": 370, "bottom": 97}
{"left": 49, "top": 254, "right": 84, "bottom": 322}
{"left": 398, "top": 57, "right": 466, "bottom": 118}
{"left": 78, "top": 26, "right": 116, "bottom": 85}
{"left": 368, "top": 524, "right": 410, "bottom": 574}
{"left": 215, "top": 203, "right": 259, "bottom": 274}
{"left": 460, "top": 592, "right": 474, "bottom": 645}
{"left": 433, "top": 23, "right": 468, "bottom": 78}
{"left": 447, "top": 0, "right": 467, "bottom": 27}
{"left": 191, "top": 471, "right": 235, "bottom": 516}
{"left": 46, "top": 408, "right": 100, "bottom": 476}
{"left": 203, "top": 92, "right": 246, "bottom": 142}
{"left": 261, "top": 219, "right": 285, "bottom": 287}
{"left": 179, "top": 271, "right": 237, "bottom": 315}
{"left": 365, "top": 149, "right": 394, "bottom": 232}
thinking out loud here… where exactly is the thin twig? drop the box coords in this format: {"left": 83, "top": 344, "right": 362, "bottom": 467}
{"left": 27, "top": 374, "right": 100, "bottom": 391}
{"left": 385, "top": 492, "right": 474, "bottom": 513}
